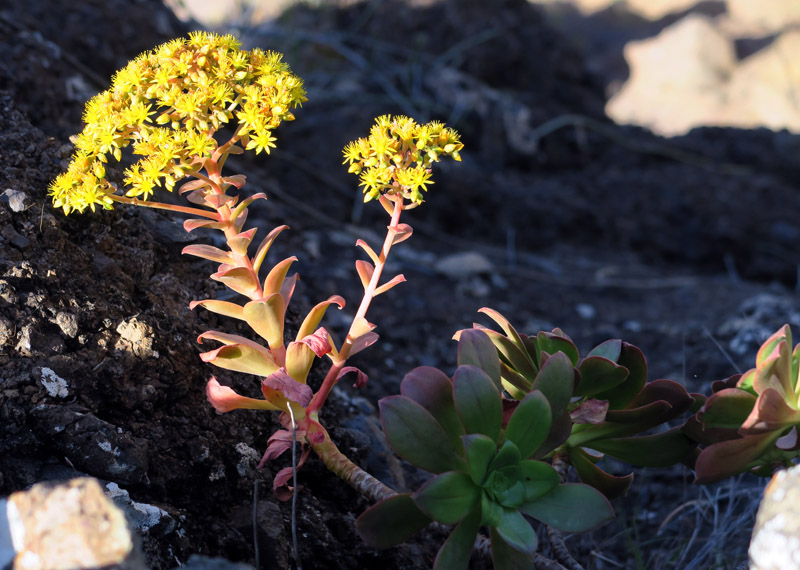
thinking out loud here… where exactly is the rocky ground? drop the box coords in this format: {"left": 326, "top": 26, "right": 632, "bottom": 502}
{"left": 1, "top": 1, "right": 799, "bottom": 569}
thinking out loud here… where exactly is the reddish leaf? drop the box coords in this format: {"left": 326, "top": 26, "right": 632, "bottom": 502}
{"left": 571, "top": 399, "right": 609, "bottom": 424}
{"left": 260, "top": 429, "right": 307, "bottom": 463}
{"left": 296, "top": 296, "right": 345, "bottom": 341}
{"left": 337, "top": 366, "right": 368, "bottom": 389}
{"left": 261, "top": 368, "right": 313, "bottom": 407}
{"left": 227, "top": 227, "right": 257, "bottom": 256}
{"left": 349, "top": 331, "right": 379, "bottom": 356}
{"left": 355, "top": 260, "right": 375, "bottom": 290}
{"left": 569, "top": 447, "right": 633, "bottom": 500}
{"left": 740, "top": 387, "right": 800, "bottom": 434}
{"left": 182, "top": 244, "right": 233, "bottom": 265}
{"left": 373, "top": 274, "right": 406, "bottom": 296}
{"left": 183, "top": 218, "right": 224, "bottom": 233}
{"left": 200, "top": 344, "right": 279, "bottom": 377}
{"left": 205, "top": 377, "right": 279, "bottom": 413}
{"left": 252, "top": 225, "right": 290, "bottom": 274}
{"left": 211, "top": 266, "right": 259, "bottom": 297}
{"left": 189, "top": 299, "right": 245, "bottom": 320}
{"left": 389, "top": 223, "right": 413, "bottom": 245}
{"left": 297, "top": 327, "right": 332, "bottom": 357}
{"left": 263, "top": 256, "right": 298, "bottom": 297}
{"left": 694, "top": 432, "right": 780, "bottom": 484}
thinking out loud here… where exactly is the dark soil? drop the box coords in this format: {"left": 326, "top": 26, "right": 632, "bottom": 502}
{"left": 1, "top": 1, "right": 797, "bottom": 569}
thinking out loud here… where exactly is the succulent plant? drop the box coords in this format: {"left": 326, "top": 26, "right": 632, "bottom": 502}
{"left": 689, "top": 324, "right": 800, "bottom": 483}
{"left": 467, "top": 309, "right": 700, "bottom": 499}
{"left": 356, "top": 329, "right": 614, "bottom": 569}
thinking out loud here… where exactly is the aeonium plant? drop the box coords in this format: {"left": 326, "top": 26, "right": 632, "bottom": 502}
{"left": 49, "top": 31, "right": 463, "bottom": 500}
{"left": 688, "top": 324, "right": 800, "bottom": 483}
{"left": 462, "top": 309, "right": 700, "bottom": 499}
{"left": 356, "top": 329, "right": 614, "bottom": 570}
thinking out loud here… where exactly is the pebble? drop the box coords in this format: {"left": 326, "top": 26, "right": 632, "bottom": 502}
{"left": 1, "top": 189, "right": 29, "bottom": 212}
{"left": 2, "top": 225, "right": 30, "bottom": 250}
{"left": 576, "top": 303, "right": 596, "bottom": 320}
{"left": 435, "top": 251, "right": 494, "bottom": 279}
{"left": 55, "top": 311, "right": 79, "bottom": 339}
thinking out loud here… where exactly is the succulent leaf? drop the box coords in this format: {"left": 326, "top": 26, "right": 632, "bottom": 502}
{"left": 295, "top": 295, "right": 345, "bottom": 341}
{"left": 519, "top": 460, "right": 560, "bottom": 502}
{"left": 585, "top": 427, "right": 695, "bottom": 467}
{"left": 401, "top": 366, "right": 465, "bottom": 450}
{"left": 495, "top": 509, "right": 538, "bottom": 556}
{"left": 243, "top": 294, "right": 285, "bottom": 348}
{"left": 413, "top": 471, "right": 480, "bottom": 525}
{"left": 568, "top": 446, "right": 633, "bottom": 500}
{"left": 575, "top": 356, "right": 629, "bottom": 398}
{"left": 457, "top": 328, "right": 503, "bottom": 391}
{"left": 261, "top": 369, "right": 313, "bottom": 407}
{"left": 531, "top": 351, "right": 575, "bottom": 415}
{"left": 520, "top": 483, "right": 614, "bottom": 533}
{"left": 586, "top": 338, "right": 622, "bottom": 362}
{"left": 598, "top": 342, "right": 647, "bottom": 408}
{"left": 693, "top": 431, "right": 781, "bottom": 484}
{"left": 536, "top": 331, "right": 579, "bottom": 367}
{"left": 211, "top": 266, "right": 260, "bottom": 296}
{"left": 490, "top": 527, "right": 537, "bottom": 570}
{"left": 740, "top": 388, "right": 800, "bottom": 434}
{"left": 355, "top": 493, "right": 432, "bottom": 549}
{"left": 453, "top": 365, "right": 503, "bottom": 441}
{"left": 189, "top": 299, "right": 245, "bottom": 320}
{"left": 432, "top": 507, "right": 482, "bottom": 570}
{"left": 463, "top": 434, "right": 497, "bottom": 485}
{"left": 505, "top": 390, "right": 551, "bottom": 458}
{"left": 199, "top": 343, "right": 279, "bottom": 376}
{"left": 263, "top": 256, "right": 297, "bottom": 296}
{"left": 379, "top": 395, "right": 466, "bottom": 473}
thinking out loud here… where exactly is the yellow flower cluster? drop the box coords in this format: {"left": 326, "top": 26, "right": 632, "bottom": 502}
{"left": 50, "top": 32, "right": 307, "bottom": 214}
{"left": 342, "top": 115, "right": 463, "bottom": 205}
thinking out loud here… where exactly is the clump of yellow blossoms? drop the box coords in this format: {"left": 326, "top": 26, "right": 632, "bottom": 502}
{"left": 49, "top": 31, "right": 306, "bottom": 214}
{"left": 342, "top": 115, "right": 462, "bottom": 205}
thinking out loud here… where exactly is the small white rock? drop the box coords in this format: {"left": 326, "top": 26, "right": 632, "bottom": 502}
{"left": 435, "top": 251, "right": 494, "bottom": 279}
{"left": 39, "top": 367, "right": 69, "bottom": 398}
{"left": 576, "top": 303, "right": 596, "bottom": 320}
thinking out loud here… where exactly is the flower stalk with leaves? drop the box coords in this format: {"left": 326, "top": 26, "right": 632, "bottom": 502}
{"left": 49, "top": 31, "right": 463, "bottom": 501}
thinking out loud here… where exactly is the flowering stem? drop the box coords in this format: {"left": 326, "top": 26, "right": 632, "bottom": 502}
{"left": 306, "top": 198, "right": 405, "bottom": 415}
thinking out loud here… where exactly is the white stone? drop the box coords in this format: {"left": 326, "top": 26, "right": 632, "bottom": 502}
{"left": 39, "top": 367, "right": 68, "bottom": 398}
